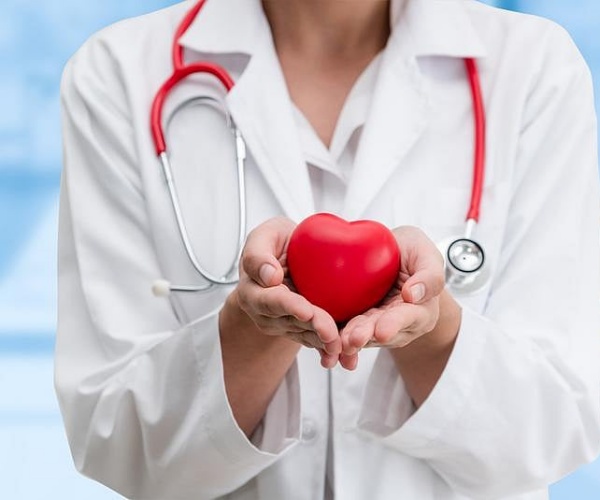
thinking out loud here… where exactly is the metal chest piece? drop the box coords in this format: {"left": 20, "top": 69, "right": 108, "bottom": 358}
{"left": 438, "top": 234, "right": 489, "bottom": 295}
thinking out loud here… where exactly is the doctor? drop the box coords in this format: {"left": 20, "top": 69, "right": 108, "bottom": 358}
{"left": 56, "top": 0, "right": 600, "bottom": 499}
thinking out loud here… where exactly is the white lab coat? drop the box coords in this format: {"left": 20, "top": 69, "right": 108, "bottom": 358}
{"left": 55, "top": 0, "right": 600, "bottom": 499}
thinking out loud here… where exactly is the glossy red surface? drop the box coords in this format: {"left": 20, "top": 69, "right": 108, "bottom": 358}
{"left": 287, "top": 213, "right": 401, "bottom": 323}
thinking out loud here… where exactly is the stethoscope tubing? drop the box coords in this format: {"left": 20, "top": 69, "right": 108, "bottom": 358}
{"left": 464, "top": 57, "right": 486, "bottom": 226}
{"left": 151, "top": 63, "right": 235, "bottom": 156}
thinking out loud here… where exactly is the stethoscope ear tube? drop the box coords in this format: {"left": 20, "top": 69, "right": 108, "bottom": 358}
{"left": 156, "top": 120, "right": 246, "bottom": 290}
{"left": 152, "top": 279, "right": 212, "bottom": 297}
{"left": 149, "top": 44, "right": 247, "bottom": 295}
{"left": 150, "top": 63, "right": 235, "bottom": 156}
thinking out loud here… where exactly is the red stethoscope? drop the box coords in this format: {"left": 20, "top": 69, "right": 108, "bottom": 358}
{"left": 151, "top": 0, "right": 487, "bottom": 298}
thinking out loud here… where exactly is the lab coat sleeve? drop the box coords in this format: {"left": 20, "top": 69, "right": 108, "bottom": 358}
{"left": 358, "top": 24, "right": 600, "bottom": 498}
{"left": 55, "top": 38, "right": 300, "bottom": 500}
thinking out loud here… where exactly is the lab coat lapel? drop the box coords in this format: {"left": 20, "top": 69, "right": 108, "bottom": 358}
{"left": 178, "top": 0, "right": 314, "bottom": 222}
{"left": 225, "top": 34, "right": 315, "bottom": 222}
{"left": 343, "top": 32, "right": 431, "bottom": 220}
{"left": 343, "top": 0, "right": 488, "bottom": 220}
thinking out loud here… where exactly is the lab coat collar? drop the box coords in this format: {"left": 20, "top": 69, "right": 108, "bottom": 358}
{"left": 176, "top": 0, "right": 488, "bottom": 221}
{"left": 178, "top": 0, "right": 487, "bottom": 60}
{"left": 178, "top": 0, "right": 267, "bottom": 56}
{"left": 402, "top": 0, "right": 488, "bottom": 59}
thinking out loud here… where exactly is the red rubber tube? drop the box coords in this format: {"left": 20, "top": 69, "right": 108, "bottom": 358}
{"left": 465, "top": 58, "right": 486, "bottom": 223}
{"left": 173, "top": 0, "right": 207, "bottom": 69}
{"left": 151, "top": 62, "right": 235, "bottom": 155}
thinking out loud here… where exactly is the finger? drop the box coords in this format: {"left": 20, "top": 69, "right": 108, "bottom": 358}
{"left": 339, "top": 353, "right": 358, "bottom": 371}
{"left": 241, "top": 217, "right": 296, "bottom": 287}
{"left": 372, "top": 303, "right": 423, "bottom": 346}
{"left": 319, "top": 349, "right": 339, "bottom": 369}
{"left": 311, "top": 307, "right": 342, "bottom": 356}
{"left": 265, "top": 316, "right": 319, "bottom": 334}
{"left": 393, "top": 227, "right": 445, "bottom": 304}
{"left": 401, "top": 272, "right": 445, "bottom": 305}
{"left": 287, "top": 331, "right": 326, "bottom": 350}
{"left": 341, "top": 314, "right": 377, "bottom": 355}
{"left": 284, "top": 315, "right": 324, "bottom": 333}
{"left": 239, "top": 280, "right": 314, "bottom": 323}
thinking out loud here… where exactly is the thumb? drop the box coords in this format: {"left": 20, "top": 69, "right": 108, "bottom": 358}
{"left": 401, "top": 273, "right": 445, "bottom": 305}
{"left": 240, "top": 217, "right": 296, "bottom": 287}
{"left": 394, "top": 227, "right": 445, "bottom": 304}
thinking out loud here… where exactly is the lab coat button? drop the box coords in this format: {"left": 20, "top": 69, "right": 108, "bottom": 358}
{"left": 302, "top": 419, "right": 318, "bottom": 441}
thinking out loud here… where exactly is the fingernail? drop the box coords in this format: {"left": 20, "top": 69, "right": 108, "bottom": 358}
{"left": 411, "top": 283, "right": 426, "bottom": 303}
{"left": 259, "top": 264, "right": 276, "bottom": 286}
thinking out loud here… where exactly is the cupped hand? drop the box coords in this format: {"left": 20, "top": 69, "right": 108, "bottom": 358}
{"left": 339, "top": 226, "right": 445, "bottom": 370}
{"left": 234, "top": 217, "right": 342, "bottom": 368}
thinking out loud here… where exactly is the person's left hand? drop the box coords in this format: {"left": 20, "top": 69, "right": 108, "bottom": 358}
{"left": 338, "top": 226, "right": 446, "bottom": 370}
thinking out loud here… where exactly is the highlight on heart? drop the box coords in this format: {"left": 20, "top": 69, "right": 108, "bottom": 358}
{"left": 286, "top": 213, "right": 401, "bottom": 323}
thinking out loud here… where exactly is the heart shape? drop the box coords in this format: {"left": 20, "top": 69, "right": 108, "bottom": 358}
{"left": 287, "top": 213, "right": 401, "bottom": 323}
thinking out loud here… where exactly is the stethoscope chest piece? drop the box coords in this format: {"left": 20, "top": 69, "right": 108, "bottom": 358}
{"left": 438, "top": 235, "right": 490, "bottom": 294}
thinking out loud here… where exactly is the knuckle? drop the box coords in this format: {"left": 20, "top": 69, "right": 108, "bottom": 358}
{"left": 433, "top": 274, "right": 446, "bottom": 294}
{"left": 271, "top": 215, "right": 290, "bottom": 227}
{"left": 299, "top": 338, "right": 315, "bottom": 348}
{"left": 236, "top": 288, "right": 251, "bottom": 312}
{"left": 425, "top": 312, "right": 440, "bottom": 333}
{"left": 270, "top": 215, "right": 295, "bottom": 232}
{"left": 286, "top": 332, "right": 311, "bottom": 348}
{"left": 435, "top": 247, "right": 445, "bottom": 267}
{"left": 254, "top": 315, "right": 275, "bottom": 332}
{"left": 255, "top": 293, "right": 272, "bottom": 314}
{"left": 285, "top": 315, "right": 303, "bottom": 330}
{"left": 375, "top": 328, "right": 395, "bottom": 345}
{"left": 397, "top": 336, "right": 413, "bottom": 349}
{"left": 239, "top": 250, "right": 254, "bottom": 274}
{"left": 256, "top": 290, "right": 280, "bottom": 317}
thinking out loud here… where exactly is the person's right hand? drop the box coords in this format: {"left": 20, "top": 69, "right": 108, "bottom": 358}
{"left": 233, "top": 216, "right": 342, "bottom": 368}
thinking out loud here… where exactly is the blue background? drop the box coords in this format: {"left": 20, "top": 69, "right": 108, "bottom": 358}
{"left": 0, "top": 0, "right": 599, "bottom": 498}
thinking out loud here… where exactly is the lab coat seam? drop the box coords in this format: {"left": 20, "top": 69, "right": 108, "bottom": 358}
{"left": 67, "top": 39, "right": 145, "bottom": 201}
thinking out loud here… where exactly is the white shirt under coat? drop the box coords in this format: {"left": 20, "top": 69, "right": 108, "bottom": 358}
{"left": 55, "top": 0, "right": 600, "bottom": 499}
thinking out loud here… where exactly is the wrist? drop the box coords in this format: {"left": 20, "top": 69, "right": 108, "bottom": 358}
{"left": 388, "top": 289, "right": 461, "bottom": 407}
{"left": 392, "top": 290, "right": 461, "bottom": 363}
{"left": 218, "top": 289, "right": 300, "bottom": 437}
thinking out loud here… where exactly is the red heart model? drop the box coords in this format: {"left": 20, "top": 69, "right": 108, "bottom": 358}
{"left": 286, "top": 213, "right": 401, "bottom": 323}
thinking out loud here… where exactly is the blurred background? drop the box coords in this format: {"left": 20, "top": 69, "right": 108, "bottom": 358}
{"left": 1, "top": 0, "right": 599, "bottom": 498}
